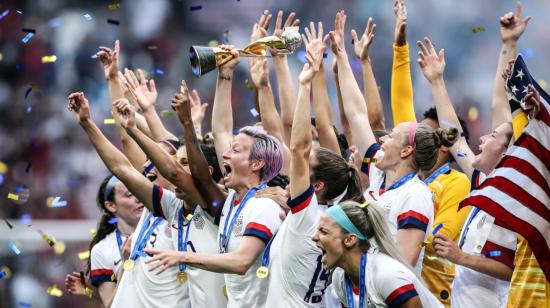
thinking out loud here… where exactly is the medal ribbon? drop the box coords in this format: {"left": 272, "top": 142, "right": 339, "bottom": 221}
{"left": 219, "top": 183, "right": 266, "bottom": 253}
{"left": 458, "top": 207, "right": 481, "bottom": 249}
{"left": 129, "top": 213, "right": 163, "bottom": 261}
{"left": 423, "top": 163, "right": 450, "bottom": 185}
{"left": 178, "top": 206, "right": 195, "bottom": 272}
{"left": 261, "top": 233, "right": 276, "bottom": 267}
{"left": 115, "top": 228, "right": 124, "bottom": 259}
{"left": 344, "top": 253, "right": 367, "bottom": 308}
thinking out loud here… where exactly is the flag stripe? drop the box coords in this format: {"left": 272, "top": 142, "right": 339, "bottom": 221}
{"left": 498, "top": 156, "right": 550, "bottom": 198}
{"left": 515, "top": 132, "right": 550, "bottom": 162}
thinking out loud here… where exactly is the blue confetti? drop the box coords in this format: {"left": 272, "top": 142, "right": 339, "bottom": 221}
{"left": 83, "top": 13, "right": 93, "bottom": 21}
{"left": 50, "top": 197, "right": 67, "bottom": 208}
{"left": 190, "top": 5, "right": 202, "bottom": 11}
{"left": 151, "top": 69, "right": 164, "bottom": 75}
{"left": 457, "top": 153, "right": 467, "bottom": 157}
{"left": 21, "top": 32, "right": 34, "bottom": 44}
{"left": 323, "top": 52, "right": 328, "bottom": 59}
{"left": 0, "top": 174, "right": 4, "bottom": 186}
{"left": 8, "top": 241, "right": 20, "bottom": 255}
{"left": 15, "top": 186, "right": 26, "bottom": 193}
{"left": 108, "top": 217, "right": 119, "bottom": 224}
{"left": 91, "top": 54, "right": 98, "bottom": 59}
{"left": 26, "top": 106, "right": 32, "bottom": 113}
{"left": 19, "top": 302, "right": 32, "bottom": 308}
{"left": 432, "top": 223, "right": 443, "bottom": 235}
{"left": 250, "top": 108, "right": 259, "bottom": 117}
{"left": 49, "top": 17, "right": 62, "bottom": 28}
{"left": 0, "top": 272, "right": 6, "bottom": 279}
{"left": 212, "top": 200, "right": 219, "bottom": 207}
{"left": 21, "top": 213, "right": 32, "bottom": 225}
{"left": 485, "top": 250, "right": 501, "bottom": 257}
{"left": 0, "top": 10, "right": 9, "bottom": 20}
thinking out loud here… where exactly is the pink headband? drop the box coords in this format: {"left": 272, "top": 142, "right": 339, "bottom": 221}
{"left": 408, "top": 122, "right": 419, "bottom": 146}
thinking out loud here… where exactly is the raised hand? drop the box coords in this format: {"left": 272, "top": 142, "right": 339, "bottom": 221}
{"left": 172, "top": 81, "right": 192, "bottom": 120}
{"left": 67, "top": 92, "right": 91, "bottom": 123}
{"left": 298, "top": 48, "right": 323, "bottom": 85}
{"left": 351, "top": 18, "right": 376, "bottom": 62}
{"left": 218, "top": 44, "right": 240, "bottom": 76}
{"left": 500, "top": 1, "right": 531, "bottom": 44}
{"left": 121, "top": 69, "right": 158, "bottom": 112}
{"left": 250, "top": 10, "right": 272, "bottom": 42}
{"left": 112, "top": 98, "right": 136, "bottom": 130}
{"left": 417, "top": 37, "right": 446, "bottom": 83}
{"left": 270, "top": 11, "right": 300, "bottom": 56}
{"left": 189, "top": 88, "right": 208, "bottom": 126}
{"left": 249, "top": 58, "right": 270, "bottom": 88}
{"left": 64, "top": 272, "right": 87, "bottom": 296}
{"left": 329, "top": 10, "right": 347, "bottom": 56}
{"left": 303, "top": 21, "right": 329, "bottom": 60}
{"left": 143, "top": 248, "right": 185, "bottom": 275}
{"left": 95, "top": 40, "right": 120, "bottom": 80}
{"left": 393, "top": 0, "right": 407, "bottom": 46}
{"left": 433, "top": 233, "right": 465, "bottom": 265}
{"left": 524, "top": 84, "right": 541, "bottom": 119}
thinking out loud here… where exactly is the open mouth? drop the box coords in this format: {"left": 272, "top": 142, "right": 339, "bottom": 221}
{"left": 223, "top": 163, "right": 232, "bottom": 181}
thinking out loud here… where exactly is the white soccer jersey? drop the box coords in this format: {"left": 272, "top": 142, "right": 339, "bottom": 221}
{"left": 90, "top": 230, "right": 125, "bottom": 287}
{"left": 332, "top": 251, "right": 443, "bottom": 308}
{"left": 362, "top": 144, "right": 434, "bottom": 272}
{"left": 151, "top": 184, "right": 227, "bottom": 308}
{"left": 218, "top": 189, "right": 282, "bottom": 308}
{"left": 451, "top": 170, "right": 517, "bottom": 308}
{"left": 266, "top": 185, "right": 332, "bottom": 308}
{"left": 111, "top": 208, "right": 190, "bottom": 308}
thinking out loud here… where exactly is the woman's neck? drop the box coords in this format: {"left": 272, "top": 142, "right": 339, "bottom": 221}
{"left": 117, "top": 217, "right": 137, "bottom": 237}
{"left": 234, "top": 177, "right": 261, "bottom": 199}
{"left": 385, "top": 163, "right": 416, "bottom": 188}
{"left": 339, "top": 251, "right": 363, "bottom": 286}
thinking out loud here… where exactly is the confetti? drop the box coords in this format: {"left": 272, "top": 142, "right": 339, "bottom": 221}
{"left": 539, "top": 80, "right": 547, "bottom": 91}
{"left": 78, "top": 250, "right": 90, "bottom": 260}
{"left": 212, "top": 200, "right": 219, "bottom": 207}
{"left": 49, "top": 17, "right": 62, "bottom": 28}
{"left": 21, "top": 213, "right": 32, "bottom": 225}
{"left": 151, "top": 68, "right": 164, "bottom": 75}
{"left": 190, "top": 5, "right": 203, "bottom": 11}
{"left": 468, "top": 106, "right": 479, "bottom": 121}
{"left": 244, "top": 79, "right": 254, "bottom": 91}
{"left": 0, "top": 266, "right": 11, "bottom": 279}
{"left": 108, "top": 3, "right": 121, "bottom": 11}
{"left": 457, "top": 153, "right": 467, "bottom": 157}
{"left": 22, "top": 28, "right": 36, "bottom": 34}
{"left": 47, "top": 196, "right": 68, "bottom": 208}
{"left": 90, "top": 228, "right": 97, "bottom": 236}
{"left": 323, "top": 52, "right": 328, "bottom": 59}
{"left": 3, "top": 218, "right": 13, "bottom": 229}
{"left": 26, "top": 106, "right": 32, "bottom": 113}
{"left": 41, "top": 55, "right": 57, "bottom": 63}
{"left": 53, "top": 241, "right": 66, "bottom": 255}
{"left": 108, "top": 217, "right": 118, "bottom": 224}
{"left": 8, "top": 241, "right": 20, "bottom": 255}
{"left": 147, "top": 45, "right": 158, "bottom": 50}
{"left": 160, "top": 110, "right": 175, "bottom": 117}
{"left": 0, "top": 10, "right": 9, "bottom": 20}
{"left": 485, "top": 250, "right": 501, "bottom": 257}
{"left": 47, "top": 284, "right": 63, "bottom": 297}
{"left": 104, "top": 118, "right": 116, "bottom": 124}
{"left": 432, "top": 223, "right": 443, "bottom": 235}
{"left": 0, "top": 161, "right": 7, "bottom": 173}
{"left": 21, "top": 32, "right": 34, "bottom": 44}
{"left": 107, "top": 19, "right": 120, "bottom": 26}
{"left": 0, "top": 174, "right": 3, "bottom": 186}
{"left": 91, "top": 54, "right": 98, "bottom": 59}
{"left": 8, "top": 193, "right": 19, "bottom": 201}
{"left": 83, "top": 13, "right": 93, "bottom": 21}
{"left": 472, "top": 27, "right": 485, "bottom": 33}
{"left": 25, "top": 162, "right": 32, "bottom": 173}
{"left": 185, "top": 214, "right": 193, "bottom": 221}
{"left": 250, "top": 108, "right": 259, "bottom": 117}
{"left": 0, "top": 271, "right": 6, "bottom": 279}
{"left": 18, "top": 302, "right": 32, "bottom": 308}
{"left": 38, "top": 230, "right": 55, "bottom": 247}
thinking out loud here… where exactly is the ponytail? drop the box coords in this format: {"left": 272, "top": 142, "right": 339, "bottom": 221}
{"left": 413, "top": 124, "right": 458, "bottom": 171}
{"left": 343, "top": 165, "right": 364, "bottom": 203}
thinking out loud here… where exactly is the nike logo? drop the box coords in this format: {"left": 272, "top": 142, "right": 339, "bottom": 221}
{"left": 114, "top": 258, "right": 122, "bottom": 266}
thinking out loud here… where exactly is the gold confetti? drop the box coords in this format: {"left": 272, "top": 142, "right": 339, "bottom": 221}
{"left": 185, "top": 214, "right": 193, "bottom": 221}
{"left": 8, "top": 193, "right": 19, "bottom": 201}
{"left": 103, "top": 118, "right": 116, "bottom": 125}
{"left": 53, "top": 241, "right": 66, "bottom": 255}
{"left": 0, "top": 266, "right": 12, "bottom": 279}
{"left": 244, "top": 79, "right": 254, "bottom": 91}
{"left": 0, "top": 161, "right": 7, "bottom": 173}
{"left": 39, "top": 231, "right": 55, "bottom": 247}
{"left": 208, "top": 40, "right": 219, "bottom": 47}
{"left": 108, "top": 3, "right": 120, "bottom": 11}
{"left": 539, "top": 80, "right": 548, "bottom": 91}
{"left": 47, "top": 284, "right": 63, "bottom": 297}
{"left": 85, "top": 287, "right": 93, "bottom": 298}
{"left": 41, "top": 55, "right": 57, "bottom": 63}
{"left": 468, "top": 106, "right": 479, "bottom": 122}
{"left": 0, "top": 53, "right": 3, "bottom": 62}
{"left": 472, "top": 27, "right": 485, "bottom": 33}
{"left": 78, "top": 250, "right": 90, "bottom": 260}
{"left": 147, "top": 45, "right": 158, "bottom": 50}
{"left": 90, "top": 228, "right": 97, "bottom": 236}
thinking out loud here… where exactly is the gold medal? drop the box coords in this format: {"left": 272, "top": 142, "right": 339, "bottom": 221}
{"left": 177, "top": 271, "right": 188, "bottom": 284}
{"left": 223, "top": 286, "right": 228, "bottom": 299}
{"left": 123, "top": 259, "right": 135, "bottom": 271}
{"left": 256, "top": 266, "right": 269, "bottom": 279}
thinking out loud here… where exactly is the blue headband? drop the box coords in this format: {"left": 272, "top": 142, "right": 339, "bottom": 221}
{"left": 103, "top": 176, "right": 119, "bottom": 202}
{"left": 326, "top": 204, "right": 367, "bottom": 240}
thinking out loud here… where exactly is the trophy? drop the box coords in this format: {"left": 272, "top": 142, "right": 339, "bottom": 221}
{"left": 189, "top": 27, "right": 302, "bottom": 77}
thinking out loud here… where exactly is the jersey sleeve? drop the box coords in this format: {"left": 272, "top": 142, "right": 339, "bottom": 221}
{"left": 375, "top": 264, "right": 419, "bottom": 308}
{"left": 391, "top": 43, "right": 417, "bottom": 126}
{"left": 395, "top": 189, "right": 432, "bottom": 233}
{"left": 361, "top": 143, "right": 384, "bottom": 178}
{"left": 90, "top": 244, "right": 116, "bottom": 287}
{"left": 242, "top": 198, "right": 282, "bottom": 245}
{"left": 286, "top": 185, "right": 320, "bottom": 235}
{"left": 151, "top": 184, "right": 182, "bottom": 223}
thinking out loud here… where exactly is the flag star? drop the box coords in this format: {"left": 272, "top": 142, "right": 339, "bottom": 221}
{"left": 511, "top": 85, "right": 518, "bottom": 94}
{"left": 516, "top": 69, "right": 525, "bottom": 80}
{"left": 522, "top": 86, "right": 529, "bottom": 94}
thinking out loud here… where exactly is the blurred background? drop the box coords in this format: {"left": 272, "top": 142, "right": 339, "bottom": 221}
{"left": 0, "top": 0, "right": 549, "bottom": 306}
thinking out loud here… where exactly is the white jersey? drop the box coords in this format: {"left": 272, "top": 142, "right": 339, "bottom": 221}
{"left": 451, "top": 170, "right": 516, "bottom": 308}
{"left": 362, "top": 143, "right": 434, "bottom": 272}
{"left": 218, "top": 189, "right": 282, "bottom": 308}
{"left": 151, "top": 185, "right": 227, "bottom": 308}
{"left": 266, "top": 185, "right": 332, "bottom": 307}
{"left": 111, "top": 207, "right": 190, "bottom": 308}
{"left": 90, "top": 230, "right": 125, "bottom": 287}
{"left": 332, "top": 251, "right": 443, "bottom": 308}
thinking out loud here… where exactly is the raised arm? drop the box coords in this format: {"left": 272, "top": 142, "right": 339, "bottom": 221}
{"left": 95, "top": 41, "right": 147, "bottom": 170}
{"left": 249, "top": 58, "right": 291, "bottom": 174}
{"left": 492, "top": 1, "right": 531, "bottom": 130}
{"left": 113, "top": 99, "right": 205, "bottom": 207}
{"left": 211, "top": 45, "right": 240, "bottom": 174}
{"left": 121, "top": 69, "right": 177, "bottom": 141}
{"left": 330, "top": 10, "right": 376, "bottom": 158}
{"left": 305, "top": 22, "right": 341, "bottom": 154}
{"left": 351, "top": 18, "right": 385, "bottom": 130}
{"left": 173, "top": 81, "right": 226, "bottom": 218}
{"left": 67, "top": 92, "right": 154, "bottom": 212}
{"left": 332, "top": 59, "right": 353, "bottom": 146}
{"left": 391, "top": 0, "right": 416, "bottom": 125}
{"left": 417, "top": 38, "right": 476, "bottom": 178}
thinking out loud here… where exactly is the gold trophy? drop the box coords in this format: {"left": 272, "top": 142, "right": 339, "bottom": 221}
{"left": 190, "top": 27, "right": 302, "bottom": 77}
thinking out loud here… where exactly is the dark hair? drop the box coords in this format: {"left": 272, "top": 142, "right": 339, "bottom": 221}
{"left": 410, "top": 124, "right": 458, "bottom": 171}
{"left": 87, "top": 175, "right": 118, "bottom": 274}
{"left": 423, "top": 107, "right": 470, "bottom": 141}
{"left": 199, "top": 142, "right": 223, "bottom": 182}
{"left": 312, "top": 147, "right": 363, "bottom": 203}
{"left": 267, "top": 174, "right": 290, "bottom": 189}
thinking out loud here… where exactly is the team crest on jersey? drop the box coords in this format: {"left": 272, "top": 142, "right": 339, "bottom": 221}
{"left": 193, "top": 212, "right": 205, "bottom": 230}
{"left": 233, "top": 215, "right": 244, "bottom": 236}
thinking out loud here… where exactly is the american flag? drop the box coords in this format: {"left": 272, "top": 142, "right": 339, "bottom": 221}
{"left": 460, "top": 54, "right": 550, "bottom": 281}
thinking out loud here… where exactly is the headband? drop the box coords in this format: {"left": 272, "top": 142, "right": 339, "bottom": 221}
{"left": 326, "top": 204, "right": 367, "bottom": 240}
{"left": 408, "top": 122, "right": 419, "bottom": 146}
{"left": 103, "top": 176, "right": 119, "bottom": 202}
